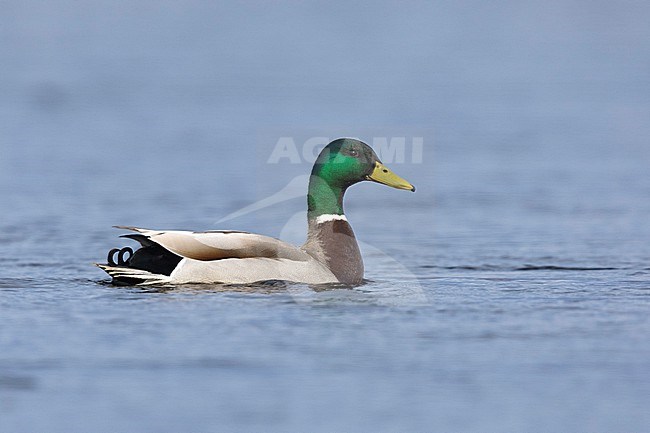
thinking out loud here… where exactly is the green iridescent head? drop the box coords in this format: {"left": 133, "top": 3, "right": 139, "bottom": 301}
{"left": 307, "top": 138, "right": 415, "bottom": 218}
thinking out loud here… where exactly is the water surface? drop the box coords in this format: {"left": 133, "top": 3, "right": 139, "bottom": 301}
{"left": 1, "top": 1, "right": 650, "bottom": 432}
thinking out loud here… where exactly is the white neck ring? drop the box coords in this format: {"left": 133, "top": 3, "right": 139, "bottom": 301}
{"left": 315, "top": 214, "right": 348, "bottom": 224}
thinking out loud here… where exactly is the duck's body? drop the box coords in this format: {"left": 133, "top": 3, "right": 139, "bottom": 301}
{"left": 98, "top": 215, "right": 360, "bottom": 285}
{"left": 97, "top": 139, "right": 414, "bottom": 286}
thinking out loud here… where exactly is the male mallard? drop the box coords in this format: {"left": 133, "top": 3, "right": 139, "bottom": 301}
{"left": 97, "top": 138, "right": 415, "bottom": 285}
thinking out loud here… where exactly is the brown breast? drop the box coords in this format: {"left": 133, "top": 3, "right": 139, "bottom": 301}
{"left": 312, "top": 219, "right": 364, "bottom": 285}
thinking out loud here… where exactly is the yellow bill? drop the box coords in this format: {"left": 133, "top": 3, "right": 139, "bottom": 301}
{"left": 367, "top": 161, "right": 415, "bottom": 192}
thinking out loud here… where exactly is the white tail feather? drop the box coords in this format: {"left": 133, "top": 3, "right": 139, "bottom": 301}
{"left": 95, "top": 264, "right": 171, "bottom": 285}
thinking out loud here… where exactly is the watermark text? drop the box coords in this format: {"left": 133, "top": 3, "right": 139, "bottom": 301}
{"left": 267, "top": 137, "right": 425, "bottom": 164}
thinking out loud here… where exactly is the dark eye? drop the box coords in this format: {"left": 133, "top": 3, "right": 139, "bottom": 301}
{"left": 349, "top": 149, "right": 359, "bottom": 157}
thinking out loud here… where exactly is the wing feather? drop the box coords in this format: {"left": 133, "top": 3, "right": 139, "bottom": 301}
{"left": 115, "top": 227, "right": 309, "bottom": 262}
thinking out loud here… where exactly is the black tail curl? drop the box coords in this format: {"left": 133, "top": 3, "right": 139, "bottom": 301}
{"left": 107, "top": 247, "right": 134, "bottom": 266}
{"left": 105, "top": 243, "right": 182, "bottom": 277}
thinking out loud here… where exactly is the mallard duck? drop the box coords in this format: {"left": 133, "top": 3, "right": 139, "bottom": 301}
{"left": 97, "top": 138, "right": 415, "bottom": 285}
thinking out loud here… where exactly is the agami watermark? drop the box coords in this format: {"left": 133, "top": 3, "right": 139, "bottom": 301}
{"left": 267, "top": 136, "right": 424, "bottom": 164}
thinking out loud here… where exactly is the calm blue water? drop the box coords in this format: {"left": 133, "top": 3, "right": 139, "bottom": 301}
{"left": 2, "top": 1, "right": 650, "bottom": 432}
